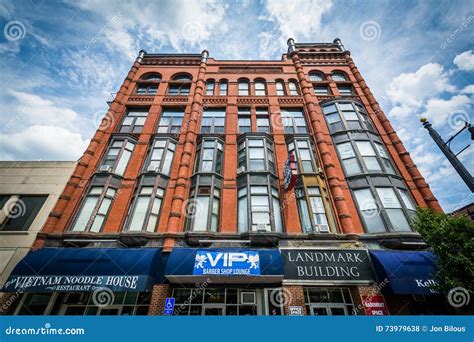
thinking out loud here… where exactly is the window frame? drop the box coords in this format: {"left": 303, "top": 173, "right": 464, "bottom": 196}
{"left": 143, "top": 137, "right": 177, "bottom": 175}
{"left": 280, "top": 108, "right": 308, "bottom": 134}
{"left": 218, "top": 80, "right": 228, "bottom": 96}
{"left": 238, "top": 136, "right": 276, "bottom": 174}
{"left": 288, "top": 81, "right": 299, "bottom": 96}
{"left": 119, "top": 108, "right": 149, "bottom": 133}
{"left": 205, "top": 79, "right": 215, "bottom": 96}
{"left": 254, "top": 80, "right": 267, "bottom": 96}
{"left": 200, "top": 108, "right": 226, "bottom": 134}
{"left": 157, "top": 108, "right": 185, "bottom": 134}
{"left": 238, "top": 79, "right": 250, "bottom": 96}
{"left": 0, "top": 195, "right": 48, "bottom": 232}
{"left": 194, "top": 137, "right": 224, "bottom": 175}
{"left": 275, "top": 81, "right": 286, "bottom": 96}
{"left": 99, "top": 138, "right": 136, "bottom": 176}
{"left": 295, "top": 186, "right": 334, "bottom": 233}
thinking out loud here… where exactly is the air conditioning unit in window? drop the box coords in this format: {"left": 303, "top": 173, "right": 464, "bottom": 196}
{"left": 317, "top": 224, "right": 330, "bottom": 233}
{"left": 99, "top": 165, "right": 112, "bottom": 172}
{"left": 147, "top": 166, "right": 160, "bottom": 173}
{"left": 241, "top": 291, "right": 256, "bottom": 305}
{"left": 237, "top": 166, "right": 246, "bottom": 175}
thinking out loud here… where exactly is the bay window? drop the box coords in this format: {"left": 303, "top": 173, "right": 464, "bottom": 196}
{"left": 186, "top": 175, "right": 221, "bottom": 232}
{"left": 288, "top": 138, "right": 318, "bottom": 173}
{"left": 336, "top": 142, "right": 361, "bottom": 175}
{"left": 194, "top": 138, "right": 224, "bottom": 174}
{"left": 71, "top": 178, "right": 118, "bottom": 233}
{"left": 238, "top": 137, "right": 275, "bottom": 173}
{"left": 296, "top": 187, "right": 333, "bottom": 233}
{"left": 237, "top": 175, "right": 282, "bottom": 233}
{"left": 125, "top": 176, "right": 166, "bottom": 232}
{"left": 99, "top": 139, "right": 135, "bottom": 176}
{"left": 144, "top": 138, "right": 176, "bottom": 175}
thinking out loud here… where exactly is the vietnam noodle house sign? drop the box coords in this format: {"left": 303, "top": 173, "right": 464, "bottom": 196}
{"left": 282, "top": 249, "right": 374, "bottom": 283}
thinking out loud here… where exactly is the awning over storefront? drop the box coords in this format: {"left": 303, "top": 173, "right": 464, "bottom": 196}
{"left": 165, "top": 248, "right": 283, "bottom": 284}
{"left": 2, "top": 248, "right": 164, "bottom": 293}
{"left": 370, "top": 250, "right": 439, "bottom": 295}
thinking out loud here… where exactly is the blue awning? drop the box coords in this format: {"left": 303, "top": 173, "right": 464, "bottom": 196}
{"left": 370, "top": 250, "right": 439, "bottom": 295}
{"left": 166, "top": 248, "right": 283, "bottom": 284}
{"left": 2, "top": 248, "right": 164, "bottom": 292}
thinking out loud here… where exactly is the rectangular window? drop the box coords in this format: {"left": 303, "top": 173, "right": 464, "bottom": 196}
{"left": 145, "top": 139, "right": 176, "bottom": 175}
{"left": 100, "top": 140, "right": 135, "bottom": 176}
{"left": 375, "top": 143, "right": 396, "bottom": 174}
{"left": 219, "top": 81, "right": 227, "bottom": 96}
{"left": 376, "top": 188, "right": 411, "bottom": 231}
{"left": 136, "top": 85, "right": 157, "bottom": 95}
{"left": 276, "top": 82, "right": 285, "bottom": 96}
{"left": 255, "top": 82, "right": 266, "bottom": 96}
{"left": 238, "top": 82, "right": 249, "bottom": 96}
{"left": 338, "top": 86, "right": 353, "bottom": 95}
{"left": 201, "top": 108, "right": 226, "bottom": 133}
{"left": 71, "top": 186, "right": 116, "bottom": 233}
{"left": 307, "top": 187, "right": 329, "bottom": 231}
{"left": 313, "top": 86, "right": 330, "bottom": 95}
{"left": 0, "top": 195, "right": 47, "bottom": 231}
{"left": 337, "top": 142, "right": 361, "bottom": 175}
{"left": 288, "top": 82, "right": 299, "bottom": 96}
{"left": 120, "top": 109, "right": 148, "bottom": 133}
{"left": 353, "top": 188, "right": 385, "bottom": 233}
{"left": 238, "top": 108, "right": 251, "bottom": 133}
{"left": 157, "top": 109, "right": 184, "bottom": 133}
{"left": 168, "top": 84, "right": 190, "bottom": 96}
{"left": 281, "top": 109, "right": 307, "bottom": 134}
{"left": 127, "top": 187, "right": 164, "bottom": 232}
{"left": 256, "top": 108, "right": 270, "bottom": 133}
{"left": 206, "top": 81, "right": 215, "bottom": 95}
{"left": 356, "top": 141, "right": 382, "bottom": 172}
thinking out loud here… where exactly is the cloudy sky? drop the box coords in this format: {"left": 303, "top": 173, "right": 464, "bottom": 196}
{"left": 0, "top": 0, "right": 472, "bottom": 212}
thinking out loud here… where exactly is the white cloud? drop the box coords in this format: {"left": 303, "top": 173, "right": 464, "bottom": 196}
{"left": 461, "top": 84, "right": 474, "bottom": 94}
{"left": 423, "top": 95, "right": 472, "bottom": 127}
{"left": 0, "top": 125, "right": 88, "bottom": 160}
{"left": 453, "top": 50, "right": 474, "bottom": 71}
{"left": 387, "top": 63, "right": 455, "bottom": 109}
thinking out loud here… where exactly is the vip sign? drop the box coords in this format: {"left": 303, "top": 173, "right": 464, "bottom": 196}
{"left": 193, "top": 251, "right": 260, "bottom": 276}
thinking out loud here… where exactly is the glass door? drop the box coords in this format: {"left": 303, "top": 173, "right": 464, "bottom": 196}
{"left": 202, "top": 305, "right": 225, "bottom": 315}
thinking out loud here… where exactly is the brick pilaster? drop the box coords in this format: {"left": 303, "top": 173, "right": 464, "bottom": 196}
{"left": 147, "top": 284, "right": 171, "bottom": 315}
{"left": 283, "top": 285, "right": 307, "bottom": 315}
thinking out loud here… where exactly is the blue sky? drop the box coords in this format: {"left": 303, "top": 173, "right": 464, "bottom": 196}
{"left": 0, "top": 0, "right": 472, "bottom": 212}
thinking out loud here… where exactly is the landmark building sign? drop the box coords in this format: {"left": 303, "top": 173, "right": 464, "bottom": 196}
{"left": 281, "top": 249, "right": 374, "bottom": 284}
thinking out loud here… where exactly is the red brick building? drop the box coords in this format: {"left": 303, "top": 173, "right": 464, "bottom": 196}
{"left": 1, "top": 39, "right": 455, "bottom": 316}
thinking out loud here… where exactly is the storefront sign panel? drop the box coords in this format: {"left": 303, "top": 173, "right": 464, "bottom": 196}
{"left": 282, "top": 249, "right": 374, "bottom": 283}
{"left": 361, "top": 295, "right": 389, "bottom": 315}
{"left": 193, "top": 251, "right": 260, "bottom": 276}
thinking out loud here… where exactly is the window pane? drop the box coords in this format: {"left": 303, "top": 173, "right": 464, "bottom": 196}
{"left": 386, "top": 209, "right": 411, "bottom": 231}
{"left": 71, "top": 197, "right": 98, "bottom": 231}
{"left": 356, "top": 141, "right": 376, "bottom": 156}
{"left": 1, "top": 196, "right": 47, "bottom": 232}
{"left": 376, "top": 188, "right": 401, "bottom": 208}
{"left": 98, "top": 198, "right": 111, "bottom": 215}
{"left": 398, "top": 189, "right": 415, "bottom": 210}
{"left": 191, "top": 197, "right": 209, "bottom": 231}
{"left": 115, "top": 149, "right": 132, "bottom": 176}
{"left": 354, "top": 189, "right": 385, "bottom": 233}
{"left": 128, "top": 197, "right": 150, "bottom": 231}
{"left": 337, "top": 143, "right": 355, "bottom": 159}
{"left": 343, "top": 158, "right": 361, "bottom": 175}
{"left": 364, "top": 156, "right": 382, "bottom": 171}
{"left": 90, "top": 215, "right": 104, "bottom": 233}
{"left": 298, "top": 198, "right": 313, "bottom": 232}
{"left": 238, "top": 196, "right": 248, "bottom": 233}
{"left": 272, "top": 197, "right": 282, "bottom": 232}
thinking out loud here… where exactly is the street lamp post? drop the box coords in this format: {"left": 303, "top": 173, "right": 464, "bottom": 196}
{"left": 420, "top": 118, "right": 474, "bottom": 192}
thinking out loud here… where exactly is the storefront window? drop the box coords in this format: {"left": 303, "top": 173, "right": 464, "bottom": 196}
{"left": 171, "top": 287, "right": 284, "bottom": 316}
{"left": 304, "top": 287, "right": 355, "bottom": 316}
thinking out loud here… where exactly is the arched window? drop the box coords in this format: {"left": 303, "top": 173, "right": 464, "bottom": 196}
{"left": 205, "top": 79, "right": 215, "bottom": 96}
{"left": 168, "top": 74, "right": 192, "bottom": 96}
{"left": 331, "top": 72, "right": 347, "bottom": 81}
{"left": 172, "top": 74, "right": 192, "bottom": 82}
{"left": 238, "top": 79, "right": 250, "bottom": 96}
{"left": 288, "top": 80, "right": 299, "bottom": 96}
{"left": 254, "top": 79, "right": 266, "bottom": 96}
{"left": 275, "top": 81, "right": 285, "bottom": 96}
{"left": 309, "top": 71, "right": 324, "bottom": 82}
{"left": 141, "top": 73, "right": 162, "bottom": 82}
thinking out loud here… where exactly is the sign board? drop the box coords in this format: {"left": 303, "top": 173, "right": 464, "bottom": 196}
{"left": 283, "top": 154, "right": 298, "bottom": 191}
{"left": 3, "top": 275, "right": 144, "bottom": 292}
{"left": 288, "top": 306, "right": 304, "bottom": 316}
{"left": 164, "top": 297, "right": 175, "bottom": 316}
{"left": 361, "top": 295, "right": 389, "bottom": 315}
{"left": 193, "top": 251, "right": 260, "bottom": 276}
{"left": 282, "top": 249, "right": 374, "bottom": 283}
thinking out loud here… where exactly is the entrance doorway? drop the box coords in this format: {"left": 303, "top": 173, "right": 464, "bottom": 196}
{"left": 309, "top": 303, "right": 348, "bottom": 316}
